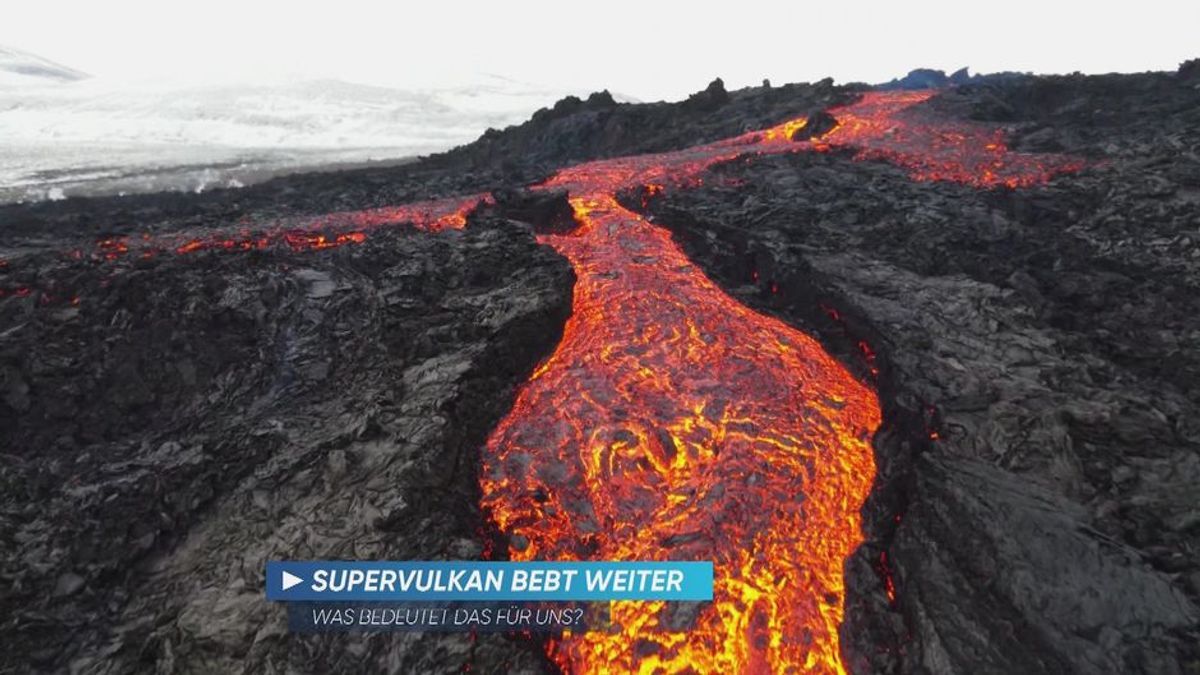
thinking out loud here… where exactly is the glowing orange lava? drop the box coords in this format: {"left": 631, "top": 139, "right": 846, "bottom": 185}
{"left": 93, "top": 193, "right": 493, "bottom": 261}
{"left": 1, "top": 194, "right": 493, "bottom": 305}
{"left": 483, "top": 191, "right": 880, "bottom": 672}
{"left": 819, "top": 91, "right": 1085, "bottom": 187}
{"left": 3, "top": 90, "right": 1081, "bottom": 671}
{"left": 479, "top": 90, "right": 1082, "bottom": 674}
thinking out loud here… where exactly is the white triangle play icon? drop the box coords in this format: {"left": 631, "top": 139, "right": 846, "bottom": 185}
{"left": 281, "top": 571, "right": 304, "bottom": 591}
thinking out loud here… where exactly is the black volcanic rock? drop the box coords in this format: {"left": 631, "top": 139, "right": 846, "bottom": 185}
{"left": 1179, "top": 58, "right": 1200, "bottom": 83}
{"left": 792, "top": 110, "right": 839, "bottom": 140}
{"left": 0, "top": 218, "right": 573, "bottom": 673}
{"left": 684, "top": 77, "right": 732, "bottom": 111}
{"left": 882, "top": 67, "right": 953, "bottom": 89}
{"left": 879, "top": 67, "right": 1030, "bottom": 91}
{"left": 490, "top": 187, "right": 580, "bottom": 234}
{"left": 948, "top": 66, "right": 972, "bottom": 84}
{"left": 586, "top": 89, "right": 618, "bottom": 107}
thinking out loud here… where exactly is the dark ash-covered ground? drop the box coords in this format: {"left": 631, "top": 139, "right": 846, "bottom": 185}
{"left": 1, "top": 220, "right": 573, "bottom": 673}
{"left": 3, "top": 66, "right": 1200, "bottom": 674}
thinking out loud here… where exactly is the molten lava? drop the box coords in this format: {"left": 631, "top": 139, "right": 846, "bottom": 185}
{"left": 482, "top": 191, "right": 880, "bottom": 672}
{"left": 2, "top": 90, "right": 1082, "bottom": 672}
{"left": 102, "top": 193, "right": 491, "bottom": 261}
{"left": 0, "top": 194, "right": 492, "bottom": 304}
{"left": 818, "top": 91, "right": 1085, "bottom": 187}
{"left": 479, "top": 90, "right": 1082, "bottom": 674}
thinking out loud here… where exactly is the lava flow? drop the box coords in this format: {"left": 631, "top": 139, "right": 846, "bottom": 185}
{"left": 130, "top": 192, "right": 492, "bottom": 258}
{"left": 169, "top": 193, "right": 490, "bottom": 255}
{"left": 0, "top": 194, "right": 491, "bottom": 303}
{"left": 0, "top": 89, "right": 1082, "bottom": 671}
{"left": 817, "top": 91, "right": 1085, "bottom": 187}
{"left": 483, "top": 191, "right": 881, "bottom": 673}
{"left": 479, "top": 90, "right": 1083, "bottom": 674}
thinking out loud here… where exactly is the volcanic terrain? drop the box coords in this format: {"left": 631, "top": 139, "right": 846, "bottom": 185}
{"left": 2, "top": 65, "right": 1199, "bottom": 674}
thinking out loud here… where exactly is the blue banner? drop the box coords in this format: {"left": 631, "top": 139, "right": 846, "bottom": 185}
{"left": 266, "top": 561, "right": 713, "bottom": 602}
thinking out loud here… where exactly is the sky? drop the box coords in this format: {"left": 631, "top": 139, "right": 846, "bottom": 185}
{"left": 5, "top": 0, "right": 1199, "bottom": 101}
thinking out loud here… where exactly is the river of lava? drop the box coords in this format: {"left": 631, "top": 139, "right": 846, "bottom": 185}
{"left": 480, "top": 90, "right": 1082, "bottom": 674}
{"left": 92, "top": 194, "right": 491, "bottom": 261}
{"left": 817, "top": 91, "right": 1085, "bottom": 188}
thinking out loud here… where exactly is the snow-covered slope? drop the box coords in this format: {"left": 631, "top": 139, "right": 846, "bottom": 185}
{"left": 0, "top": 47, "right": 622, "bottom": 203}
{"left": 0, "top": 45, "right": 89, "bottom": 86}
